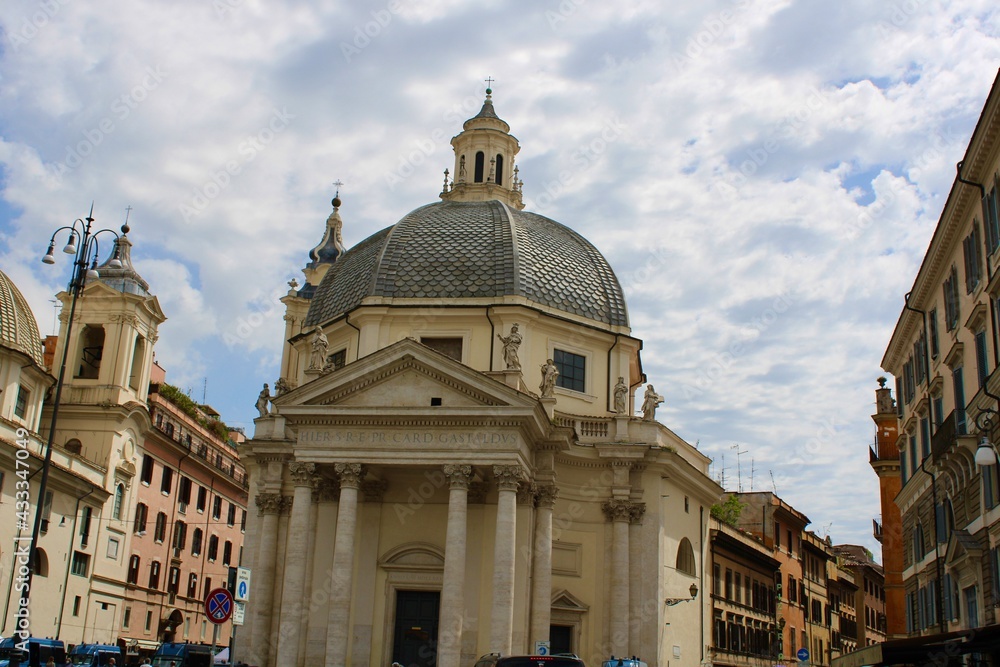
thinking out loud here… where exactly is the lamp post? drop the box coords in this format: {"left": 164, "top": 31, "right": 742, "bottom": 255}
{"left": 975, "top": 408, "right": 1000, "bottom": 466}
{"left": 665, "top": 583, "right": 699, "bottom": 607}
{"left": 23, "top": 208, "right": 122, "bottom": 615}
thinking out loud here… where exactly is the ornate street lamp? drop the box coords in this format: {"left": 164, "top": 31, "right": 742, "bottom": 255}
{"left": 24, "top": 207, "right": 123, "bottom": 607}
{"left": 975, "top": 408, "right": 1000, "bottom": 467}
{"left": 665, "top": 583, "right": 699, "bottom": 606}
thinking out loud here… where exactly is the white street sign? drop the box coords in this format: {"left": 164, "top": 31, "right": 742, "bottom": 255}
{"left": 235, "top": 567, "right": 252, "bottom": 602}
{"left": 233, "top": 601, "right": 246, "bottom": 626}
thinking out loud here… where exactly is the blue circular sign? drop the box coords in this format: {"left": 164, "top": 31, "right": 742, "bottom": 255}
{"left": 206, "top": 588, "right": 233, "bottom": 624}
{"left": 238, "top": 581, "right": 248, "bottom": 598}
{"left": 797, "top": 648, "right": 810, "bottom": 662}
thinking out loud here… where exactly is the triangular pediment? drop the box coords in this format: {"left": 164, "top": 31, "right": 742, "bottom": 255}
{"left": 551, "top": 589, "right": 589, "bottom": 612}
{"left": 944, "top": 529, "right": 982, "bottom": 566}
{"left": 273, "top": 337, "right": 537, "bottom": 412}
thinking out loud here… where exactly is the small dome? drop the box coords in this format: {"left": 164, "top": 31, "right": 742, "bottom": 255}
{"left": 304, "top": 200, "right": 629, "bottom": 328}
{"left": 0, "top": 269, "right": 45, "bottom": 367}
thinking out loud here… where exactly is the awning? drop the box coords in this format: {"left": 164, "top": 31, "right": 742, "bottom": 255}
{"left": 831, "top": 624, "right": 1000, "bottom": 667}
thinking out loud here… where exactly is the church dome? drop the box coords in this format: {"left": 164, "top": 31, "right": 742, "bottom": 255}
{"left": 303, "top": 199, "right": 629, "bottom": 328}
{"left": 0, "top": 269, "right": 45, "bottom": 367}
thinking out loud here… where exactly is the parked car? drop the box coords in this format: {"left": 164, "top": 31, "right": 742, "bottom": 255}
{"left": 69, "top": 644, "right": 122, "bottom": 667}
{"left": 150, "top": 644, "right": 212, "bottom": 667}
{"left": 0, "top": 637, "right": 66, "bottom": 667}
{"left": 473, "top": 654, "right": 587, "bottom": 667}
{"left": 602, "top": 657, "right": 647, "bottom": 667}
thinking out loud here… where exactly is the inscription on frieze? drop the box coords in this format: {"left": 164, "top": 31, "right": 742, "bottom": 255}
{"left": 298, "top": 429, "right": 519, "bottom": 447}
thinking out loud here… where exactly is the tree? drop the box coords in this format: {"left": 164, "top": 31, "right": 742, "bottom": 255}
{"left": 711, "top": 494, "right": 746, "bottom": 527}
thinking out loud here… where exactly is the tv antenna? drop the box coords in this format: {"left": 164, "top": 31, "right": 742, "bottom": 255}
{"left": 732, "top": 443, "right": 748, "bottom": 492}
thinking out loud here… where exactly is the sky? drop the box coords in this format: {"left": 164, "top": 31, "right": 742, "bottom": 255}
{"left": 2, "top": 0, "right": 999, "bottom": 559}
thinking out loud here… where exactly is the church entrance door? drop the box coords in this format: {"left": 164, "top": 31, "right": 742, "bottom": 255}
{"left": 392, "top": 590, "right": 440, "bottom": 667}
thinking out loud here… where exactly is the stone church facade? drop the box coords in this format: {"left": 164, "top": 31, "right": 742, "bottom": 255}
{"left": 239, "top": 90, "right": 722, "bottom": 667}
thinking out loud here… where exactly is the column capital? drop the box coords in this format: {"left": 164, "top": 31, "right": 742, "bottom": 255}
{"left": 334, "top": 462, "right": 367, "bottom": 488}
{"left": 312, "top": 478, "right": 340, "bottom": 503}
{"left": 629, "top": 502, "right": 646, "bottom": 524}
{"left": 534, "top": 483, "right": 559, "bottom": 508}
{"left": 516, "top": 481, "right": 535, "bottom": 506}
{"left": 443, "top": 464, "right": 473, "bottom": 489}
{"left": 256, "top": 492, "right": 285, "bottom": 515}
{"left": 280, "top": 496, "right": 294, "bottom": 514}
{"left": 493, "top": 464, "right": 523, "bottom": 491}
{"left": 288, "top": 461, "right": 317, "bottom": 486}
{"left": 602, "top": 498, "right": 634, "bottom": 522}
{"left": 361, "top": 479, "right": 387, "bottom": 503}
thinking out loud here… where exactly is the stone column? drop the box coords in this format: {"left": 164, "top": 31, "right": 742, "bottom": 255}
{"left": 304, "top": 480, "right": 339, "bottom": 666}
{"left": 603, "top": 498, "right": 633, "bottom": 657}
{"left": 530, "top": 484, "right": 558, "bottom": 648}
{"left": 438, "top": 465, "right": 472, "bottom": 667}
{"left": 490, "top": 464, "right": 523, "bottom": 654}
{"left": 276, "top": 462, "right": 317, "bottom": 667}
{"left": 249, "top": 493, "right": 286, "bottom": 667}
{"left": 628, "top": 503, "right": 646, "bottom": 654}
{"left": 325, "top": 463, "right": 366, "bottom": 667}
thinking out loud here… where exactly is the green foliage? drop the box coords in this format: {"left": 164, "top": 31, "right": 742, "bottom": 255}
{"left": 711, "top": 494, "right": 746, "bottom": 527}
{"left": 157, "top": 383, "right": 231, "bottom": 442}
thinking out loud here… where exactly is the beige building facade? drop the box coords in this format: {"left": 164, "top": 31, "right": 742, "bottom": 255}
{"left": 239, "top": 90, "right": 723, "bottom": 667}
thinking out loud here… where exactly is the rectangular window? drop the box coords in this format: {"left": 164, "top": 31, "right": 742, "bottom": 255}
{"left": 914, "top": 336, "right": 927, "bottom": 385}
{"left": 713, "top": 563, "right": 721, "bottom": 596}
{"left": 179, "top": 476, "right": 192, "bottom": 505}
{"left": 554, "top": 349, "right": 586, "bottom": 393}
{"left": 107, "top": 536, "right": 119, "bottom": 560}
{"left": 197, "top": 486, "right": 207, "bottom": 512}
{"left": 213, "top": 496, "right": 222, "bottom": 520}
{"left": 188, "top": 573, "right": 198, "bottom": 598}
{"left": 419, "top": 337, "right": 462, "bottom": 362}
{"left": 71, "top": 551, "right": 90, "bottom": 577}
{"left": 140, "top": 455, "right": 154, "bottom": 484}
{"left": 149, "top": 561, "right": 161, "bottom": 589}
{"left": 145, "top": 610, "right": 153, "bottom": 632}
{"left": 73, "top": 596, "right": 81, "bottom": 616}
{"left": 903, "top": 358, "right": 916, "bottom": 404}
{"left": 240, "top": 509, "right": 247, "bottom": 532}
{"left": 895, "top": 376, "right": 905, "bottom": 418}
{"left": 986, "top": 181, "right": 1000, "bottom": 256}
{"left": 953, "top": 366, "right": 967, "bottom": 435}
{"left": 976, "top": 330, "right": 989, "bottom": 388}
{"left": 944, "top": 266, "right": 961, "bottom": 330}
{"left": 223, "top": 541, "right": 232, "bottom": 566}
{"left": 901, "top": 439, "right": 909, "bottom": 485}
{"left": 160, "top": 466, "right": 173, "bottom": 494}
{"left": 13, "top": 385, "right": 29, "bottom": 419}
{"left": 80, "top": 506, "right": 92, "bottom": 547}
{"left": 920, "top": 416, "right": 931, "bottom": 461}
{"left": 932, "top": 395, "right": 944, "bottom": 430}
{"left": 329, "top": 348, "right": 346, "bottom": 370}
{"left": 227, "top": 503, "right": 236, "bottom": 527}
{"left": 929, "top": 309, "right": 940, "bottom": 358}
{"left": 123, "top": 606, "right": 131, "bottom": 629}
{"left": 726, "top": 569, "right": 733, "bottom": 600}
{"left": 964, "top": 221, "right": 983, "bottom": 293}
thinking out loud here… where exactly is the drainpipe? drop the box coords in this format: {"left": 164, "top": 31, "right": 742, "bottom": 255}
{"left": 56, "top": 485, "right": 97, "bottom": 637}
{"left": 903, "top": 293, "right": 931, "bottom": 392}
{"left": 344, "top": 311, "right": 361, "bottom": 361}
{"left": 486, "top": 308, "right": 496, "bottom": 372}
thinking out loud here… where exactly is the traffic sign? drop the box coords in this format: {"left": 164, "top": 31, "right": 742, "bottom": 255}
{"left": 797, "top": 648, "right": 809, "bottom": 663}
{"left": 206, "top": 587, "right": 234, "bottom": 624}
{"left": 232, "top": 601, "right": 246, "bottom": 626}
{"left": 534, "top": 642, "right": 550, "bottom": 656}
{"left": 235, "top": 567, "right": 251, "bottom": 602}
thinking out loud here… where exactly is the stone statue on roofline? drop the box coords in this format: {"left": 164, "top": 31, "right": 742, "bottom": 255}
{"left": 641, "top": 384, "right": 664, "bottom": 421}
{"left": 497, "top": 323, "right": 522, "bottom": 370}
{"left": 539, "top": 358, "right": 559, "bottom": 398}
{"left": 255, "top": 383, "right": 271, "bottom": 418}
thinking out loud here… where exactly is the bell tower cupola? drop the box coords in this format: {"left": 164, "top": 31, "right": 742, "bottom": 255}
{"left": 440, "top": 84, "right": 524, "bottom": 210}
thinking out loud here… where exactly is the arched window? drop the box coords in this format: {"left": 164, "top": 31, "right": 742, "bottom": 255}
{"left": 113, "top": 484, "right": 125, "bottom": 520}
{"left": 65, "top": 438, "right": 82, "bottom": 454}
{"left": 474, "top": 152, "right": 485, "bottom": 182}
{"left": 74, "top": 324, "right": 105, "bottom": 379}
{"left": 676, "top": 537, "right": 697, "bottom": 576}
{"left": 31, "top": 548, "right": 48, "bottom": 577}
{"left": 495, "top": 154, "right": 504, "bottom": 185}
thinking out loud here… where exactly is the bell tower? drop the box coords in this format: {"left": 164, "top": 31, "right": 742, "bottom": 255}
{"left": 870, "top": 377, "right": 905, "bottom": 638}
{"left": 52, "top": 229, "right": 165, "bottom": 409}
{"left": 440, "top": 85, "right": 525, "bottom": 210}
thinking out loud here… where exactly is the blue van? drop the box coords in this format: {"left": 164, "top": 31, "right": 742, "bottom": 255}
{"left": 68, "top": 644, "right": 122, "bottom": 667}
{"left": 0, "top": 637, "right": 66, "bottom": 667}
{"left": 150, "top": 644, "right": 212, "bottom": 667}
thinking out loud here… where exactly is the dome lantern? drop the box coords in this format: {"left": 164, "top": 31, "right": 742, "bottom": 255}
{"left": 441, "top": 85, "right": 524, "bottom": 210}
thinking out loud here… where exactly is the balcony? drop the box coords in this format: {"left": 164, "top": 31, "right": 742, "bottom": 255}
{"left": 931, "top": 410, "right": 960, "bottom": 459}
